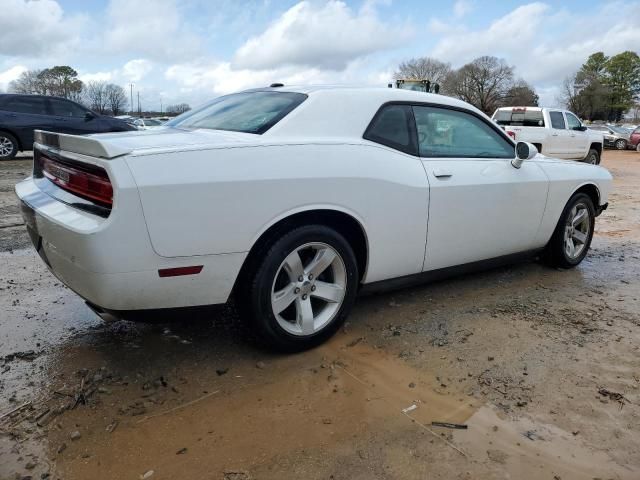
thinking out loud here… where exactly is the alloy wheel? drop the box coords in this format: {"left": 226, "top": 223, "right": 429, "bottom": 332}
{"left": 271, "top": 242, "right": 346, "bottom": 336}
{"left": 615, "top": 139, "right": 627, "bottom": 150}
{"left": 0, "top": 136, "right": 14, "bottom": 157}
{"left": 563, "top": 202, "right": 591, "bottom": 260}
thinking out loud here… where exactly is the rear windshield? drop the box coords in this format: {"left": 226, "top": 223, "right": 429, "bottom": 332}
{"left": 166, "top": 91, "right": 307, "bottom": 134}
{"left": 493, "top": 109, "right": 545, "bottom": 127}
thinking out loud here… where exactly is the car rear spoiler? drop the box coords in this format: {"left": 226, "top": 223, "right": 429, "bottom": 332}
{"left": 34, "top": 130, "right": 132, "bottom": 159}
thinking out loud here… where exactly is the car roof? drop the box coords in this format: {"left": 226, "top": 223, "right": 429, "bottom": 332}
{"left": 235, "top": 85, "right": 495, "bottom": 139}
{"left": 245, "top": 84, "right": 480, "bottom": 112}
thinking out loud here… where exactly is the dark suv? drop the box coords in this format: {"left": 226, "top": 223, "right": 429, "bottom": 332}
{"left": 0, "top": 94, "right": 136, "bottom": 159}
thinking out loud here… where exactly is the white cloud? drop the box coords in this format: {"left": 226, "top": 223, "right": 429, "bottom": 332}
{"left": 122, "top": 59, "right": 154, "bottom": 82}
{"left": 431, "top": 3, "right": 551, "bottom": 65}
{"left": 103, "top": 0, "right": 201, "bottom": 60}
{"left": 0, "top": 0, "right": 86, "bottom": 57}
{"left": 233, "top": 0, "right": 410, "bottom": 70}
{"left": 428, "top": 1, "right": 640, "bottom": 103}
{"left": 453, "top": 0, "right": 474, "bottom": 18}
{"left": 0, "top": 65, "right": 28, "bottom": 91}
{"left": 79, "top": 71, "right": 114, "bottom": 83}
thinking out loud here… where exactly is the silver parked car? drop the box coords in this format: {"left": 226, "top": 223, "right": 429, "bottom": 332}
{"left": 588, "top": 125, "right": 631, "bottom": 150}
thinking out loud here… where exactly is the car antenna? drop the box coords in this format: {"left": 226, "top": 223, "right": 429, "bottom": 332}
{"left": 270, "top": 83, "right": 284, "bottom": 88}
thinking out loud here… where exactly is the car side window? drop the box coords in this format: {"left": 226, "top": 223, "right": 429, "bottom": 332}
{"left": 413, "top": 105, "right": 514, "bottom": 159}
{"left": 4, "top": 96, "right": 47, "bottom": 115}
{"left": 549, "top": 111, "right": 566, "bottom": 129}
{"left": 363, "top": 104, "right": 416, "bottom": 154}
{"left": 48, "top": 98, "right": 88, "bottom": 118}
{"left": 565, "top": 112, "right": 581, "bottom": 130}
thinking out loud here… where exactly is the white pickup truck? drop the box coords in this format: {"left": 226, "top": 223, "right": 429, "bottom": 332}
{"left": 492, "top": 107, "right": 604, "bottom": 164}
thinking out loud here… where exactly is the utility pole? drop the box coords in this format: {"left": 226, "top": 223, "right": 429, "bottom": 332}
{"left": 129, "top": 83, "right": 134, "bottom": 116}
{"left": 137, "top": 91, "right": 141, "bottom": 116}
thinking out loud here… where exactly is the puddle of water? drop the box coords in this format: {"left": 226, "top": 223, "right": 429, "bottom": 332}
{"left": 455, "top": 405, "right": 635, "bottom": 480}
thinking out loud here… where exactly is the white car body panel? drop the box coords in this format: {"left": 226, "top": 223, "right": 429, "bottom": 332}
{"left": 422, "top": 158, "right": 548, "bottom": 271}
{"left": 15, "top": 86, "right": 613, "bottom": 313}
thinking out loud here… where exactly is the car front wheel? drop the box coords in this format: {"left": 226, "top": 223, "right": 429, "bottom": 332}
{"left": 615, "top": 139, "right": 627, "bottom": 150}
{"left": 583, "top": 149, "right": 600, "bottom": 165}
{"left": 544, "top": 193, "right": 595, "bottom": 268}
{"left": 240, "top": 225, "right": 359, "bottom": 351}
{"left": 0, "top": 132, "right": 18, "bottom": 160}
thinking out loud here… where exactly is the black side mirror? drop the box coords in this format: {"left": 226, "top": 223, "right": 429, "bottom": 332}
{"left": 576, "top": 125, "right": 587, "bottom": 131}
{"left": 85, "top": 112, "right": 95, "bottom": 121}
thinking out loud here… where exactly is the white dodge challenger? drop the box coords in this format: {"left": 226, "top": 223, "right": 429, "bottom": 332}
{"left": 16, "top": 86, "right": 612, "bottom": 350}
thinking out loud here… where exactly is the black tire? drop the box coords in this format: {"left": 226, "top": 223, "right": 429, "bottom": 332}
{"left": 614, "top": 139, "right": 627, "bottom": 150}
{"left": 583, "top": 148, "right": 600, "bottom": 165}
{"left": 0, "top": 132, "right": 18, "bottom": 160}
{"left": 544, "top": 193, "right": 595, "bottom": 268}
{"left": 238, "top": 225, "right": 359, "bottom": 352}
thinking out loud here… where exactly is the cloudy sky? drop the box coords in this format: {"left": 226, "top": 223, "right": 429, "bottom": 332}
{"left": 1, "top": 0, "right": 639, "bottom": 110}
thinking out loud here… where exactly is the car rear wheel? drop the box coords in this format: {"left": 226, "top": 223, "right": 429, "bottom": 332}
{"left": 544, "top": 193, "right": 595, "bottom": 268}
{"left": 615, "top": 139, "right": 627, "bottom": 150}
{"left": 0, "top": 132, "right": 18, "bottom": 160}
{"left": 239, "top": 225, "right": 359, "bottom": 351}
{"left": 583, "top": 149, "right": 600, "bottom": 165}
{"left": 636, "top": 143, "right": 640, "bottom": 152}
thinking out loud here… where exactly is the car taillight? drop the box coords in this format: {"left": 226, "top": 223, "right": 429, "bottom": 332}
{"left": 507, "top": 131, "right": 516, "bottom": 140}
{"left": 40, "top": 155, "right": 113, "bottom": 207}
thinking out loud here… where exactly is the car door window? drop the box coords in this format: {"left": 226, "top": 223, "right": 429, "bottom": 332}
{"left": 549, "top": 111, "right": 566, "bottom": 129}
{"left": 364, "top": 104, "right": 416, "bottom": 154}
{"left": 565, "top": 112, "right": 581, "bottom": 130}
{"left": 413, "top": 105, "right": 514, "bottom": 159}
{"left": 48, "top": 98, "right": 88, "bottom": 118}
{"left": 4, "top": 96, "right": 47, "bottom": 115}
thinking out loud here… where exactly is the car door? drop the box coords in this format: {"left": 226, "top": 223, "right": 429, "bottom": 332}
{"left": 1, "top": 95, "right": 49, "bottom": 148}
{"left": 46, "top": 97, "right": 101, "bottom": 135}
{"left": 545, "top": 110, "right": 571, "bottom": 158}
{"left": 564, "top": 111, "right": 587, "bottom": 158}
{"left": 412, "top": 105, "right": 549, "bottom": 272}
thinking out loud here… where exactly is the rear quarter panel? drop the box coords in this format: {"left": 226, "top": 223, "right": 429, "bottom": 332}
{"left": 125, "top": 142, "right": 431, "bottom": 283}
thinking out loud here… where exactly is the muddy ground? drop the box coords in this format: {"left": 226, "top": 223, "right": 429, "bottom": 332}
{"left": 1, "top": 150, "right": 639, "bottom": 480}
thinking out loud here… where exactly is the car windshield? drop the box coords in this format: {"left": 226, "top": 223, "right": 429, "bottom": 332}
{"left": 609, "top": 126, "right": 629, "bottom": 134}
{"left": 166, "top": 91, "right": 307, "bottom": 134}
{"left": 144, "top": 119, "right": 163, "bottom": 126}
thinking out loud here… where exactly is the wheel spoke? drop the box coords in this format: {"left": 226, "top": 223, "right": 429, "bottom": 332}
{"left": 282, "top": 250, "right": 304, "bottom": 282}
{"left": 296, "top": 297, "right": 314, "bottom": 334}
{"left": 565, "top": 237, "right": 575, "bottom": 257}
{"left": 272, "top": 283, "right": 297, "bottom": 314}
{"left": 305, "top": 247, "right": 336, "bottom": 278}
{"left": 572, "top": 229, "right": 587, "bottom": 244}
{"left": 572, "top": 209, "right": 588, "bottom": 227}
{"left": 311, "top": 281, "right": 344, "bottom": 303}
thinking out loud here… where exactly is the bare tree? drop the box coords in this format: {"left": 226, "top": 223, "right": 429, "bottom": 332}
{"left": 444, "top": 56, "right": 514, "bottom": 115}
{"left": 394, "top": 57, "right": 451, "bottom": 85}
{"left": 504, "top": 80, "right": 539, "bottom": 106}
{"left": 8, "top": 69, "right": 46, "bottom": 94}
{"left": 104, "top": 84, "right": 128, "bottom": 116}
{"left": 84, "top": 81, "right": 108, "bottom": 114}
{"left": 167, "top": 103, "right": 191, "bottom": 114}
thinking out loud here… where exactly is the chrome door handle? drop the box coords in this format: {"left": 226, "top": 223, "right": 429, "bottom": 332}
{"left": 433, "top": 169, "right": 452, "bottom": 178}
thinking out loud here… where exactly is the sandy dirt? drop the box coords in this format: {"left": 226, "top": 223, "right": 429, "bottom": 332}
{"left": 1, "top": 150, "right": 639, "bottom": 480}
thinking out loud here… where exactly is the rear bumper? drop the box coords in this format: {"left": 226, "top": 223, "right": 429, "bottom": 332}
{"left": 16, "top": 177, "right": 246, "bottom": 311}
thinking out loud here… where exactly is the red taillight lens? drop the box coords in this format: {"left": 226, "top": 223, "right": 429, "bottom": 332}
{"left": 507, "top": 131, "right": 516, "bottom": 140}
{"left": 41, "top": 156, "right": 113, "bottom": 207}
